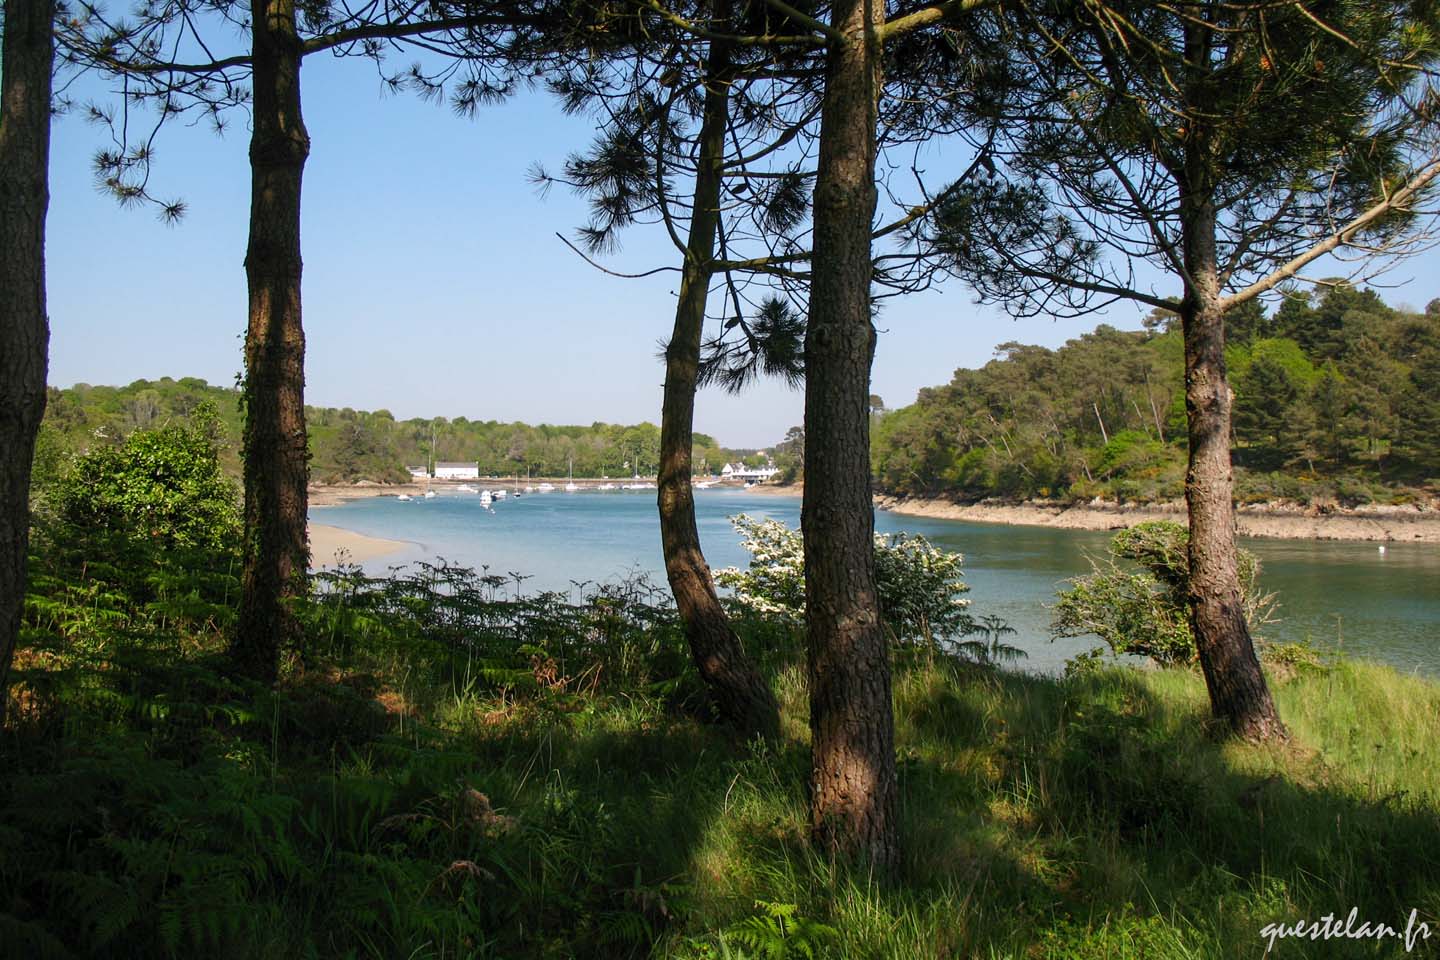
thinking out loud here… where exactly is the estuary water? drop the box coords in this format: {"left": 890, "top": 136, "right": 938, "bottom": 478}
{"left": 311, "top": 487, "right": 1439, "bottom": 676}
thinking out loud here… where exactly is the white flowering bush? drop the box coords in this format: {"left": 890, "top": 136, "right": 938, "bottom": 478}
{"left": 715, "top": 515, "right": 973, "bottom": 644}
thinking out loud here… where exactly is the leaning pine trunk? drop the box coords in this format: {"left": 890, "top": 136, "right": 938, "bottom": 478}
{"left": 232, "top": 0, "right": 311, "bottom": 683}
{"left": 0, "top": 0, "right": 55, "bottom": 724}
{"left": 658, "top": 18, "right": 781, "bottom": 741}
{"left": 1179, "top": 178, "right": 1285, "bottom": 742}
{"left": 802, "top": 0, "right": 898, "bottom": 870}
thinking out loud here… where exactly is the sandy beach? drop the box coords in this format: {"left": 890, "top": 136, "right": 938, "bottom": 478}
{"left": 309, "top": 522, "right": 411, "bottom": 567}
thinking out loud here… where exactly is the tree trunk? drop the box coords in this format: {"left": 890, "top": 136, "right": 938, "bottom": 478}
{"left": 1179, "top": 187, "right": 1285, "bottom": 742}
{"left": 232, "top": 0, "right": 311, "bottom": 684}
{"left": 658, "top": 21, "right": 781, "bottom": 741}
{"left": 0, "top": 0, "right": 54, "bottom": 724}
{"left": 803, "top": 0, "right": 897, "bottom": 870}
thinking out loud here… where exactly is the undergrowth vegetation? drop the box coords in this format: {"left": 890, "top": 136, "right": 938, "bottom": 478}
{"left": 6, "top": 535, "right": 1440, "bottom": 957}
{"left": 5, "top": 421, "right": 1438, "bottom": 957}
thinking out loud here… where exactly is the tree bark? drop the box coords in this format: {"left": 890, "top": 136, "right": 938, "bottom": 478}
{"left": 1179, "top": 168, "right": 1285, "bottom": 742}
{"left": 658, "top": 20, "right": 781, "bottom": 741}
{"left": 0, "top": 0, "right": 55, "bottom": 724}
{"left": 232, "top": 0, "right": 311, "bottom": 684}
{"left": 803, "top": 0, "right": 897, "bottom": 870}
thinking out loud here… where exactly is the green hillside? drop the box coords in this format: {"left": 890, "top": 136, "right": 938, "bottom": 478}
{"left": 873, "top": 286, "right": 1440, "bottom": 506}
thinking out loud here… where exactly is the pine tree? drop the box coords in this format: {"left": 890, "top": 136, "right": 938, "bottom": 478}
{"left": 1233, "top": 354, "right": 1301, "bottom": 462}
{"left": 63, "top": 0, "right": 550, "bottom": 681}
{"left": 1302, "top": 366, "right": 1358, "bottom": 469}
{"left": 1396, "top": 343, "right": 1440, "bottom": 473}
{"left": 530, "top": 0, "right": 821, "bottom": 738}
{"left": 928, "top": 0, "right": 1440, "bottom": 739}
{"left": 0, "top": 0, "right": 55, "bottom": 722}
{"left": 543, "top": 0, "right": 998, "bottom": 864}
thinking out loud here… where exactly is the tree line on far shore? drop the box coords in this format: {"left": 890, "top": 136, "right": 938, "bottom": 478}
{"left": 873, "top": 286, "right": 1440, "bottom": 506}
{"left": 33, "top": 378, "right": 765, "bottom": 486}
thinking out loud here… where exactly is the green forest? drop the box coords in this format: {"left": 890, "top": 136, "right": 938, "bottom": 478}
{"left": 874, "top": 286, "right": 1440, "bottom": 505}
{"left": 34, "top": 378, "right": 757, "bottom": 485}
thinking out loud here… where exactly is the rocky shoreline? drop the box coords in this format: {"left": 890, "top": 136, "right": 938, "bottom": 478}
{"left": 875, "top": 494, "right": 1440, "bottom": 543}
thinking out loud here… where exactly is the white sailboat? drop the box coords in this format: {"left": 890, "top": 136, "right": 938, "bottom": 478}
{"left": 565, "top": 457, "right": 579, "bottom": 493}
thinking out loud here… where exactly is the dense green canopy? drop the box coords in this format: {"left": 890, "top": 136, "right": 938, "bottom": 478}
{"left": 872, "top": 287, "right": 1440, "bottom": 502}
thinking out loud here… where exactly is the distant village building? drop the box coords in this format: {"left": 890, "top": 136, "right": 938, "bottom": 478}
{"left": 720, "top": 462, "right": 780, "bottom": 482}
{"left": 406, "top": 465, "right": 429, "bottom": 479}
{"left": 434, "top": 461, "right": 480, "bottom": 480}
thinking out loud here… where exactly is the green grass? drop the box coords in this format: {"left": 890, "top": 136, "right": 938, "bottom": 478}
{"left": 4, "top": 561, "right": 1439, "bottom": 959}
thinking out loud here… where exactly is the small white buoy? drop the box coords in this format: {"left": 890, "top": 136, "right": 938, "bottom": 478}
{"left": 1378, "top": 544, "right": 1387, "bottom": 555}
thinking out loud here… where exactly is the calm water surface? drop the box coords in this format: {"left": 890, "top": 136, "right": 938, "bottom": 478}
{"left": 312, "top": 488, "right": 1439, "bottom": 676}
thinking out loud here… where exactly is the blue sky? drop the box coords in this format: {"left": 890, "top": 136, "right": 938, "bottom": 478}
{"left": 45, "top": 49, "right": 1440, "bottom": 449}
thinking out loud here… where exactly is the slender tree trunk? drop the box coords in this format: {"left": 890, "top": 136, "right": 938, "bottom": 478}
{"left": 1179, "top": 188, "right": 1285, "bottom": 742}
{"left": 0, "top": 0, "right": 54, "bottom": 725}
{"left": 658, "top": 19, "right": 780, "bottom": 741}
{"left": 1144, "top": 371, "right": 1166, "bottom": 443}
{"left": 803, "top": 0, "right": 897, "bottom": 870}
{"left": 232, "top": 0, "right": 311, "bottom": 683}
{"left": 1092, "top": 401, "right": 1109, "bottom": 444}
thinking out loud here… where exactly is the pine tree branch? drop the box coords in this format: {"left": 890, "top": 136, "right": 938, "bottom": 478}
{"left": 880, "top": 0, "right": 999, "bottom": 41}
{"left": 554, "top": 232, "right": 683, "bottom": 277}
{"left": 630, "top": 0, "right": 827, "bottom": 47}
{"left": 65, "top": 12, "right": 547, "bottom": 77}
{"left": 1220, "top": 158, "right": 1440, "bottom": 310}
{"left": 754, "top": 0, "right": 847, "bottom": 43}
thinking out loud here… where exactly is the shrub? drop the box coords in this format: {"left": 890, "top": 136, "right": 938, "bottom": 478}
{"left": 1262, "top": 639, "right": 1328, "bottom": 675}
{"left": 1052, "top": 521, "right": 1275, "bottom": 665}
{"left": 715, "top": 514, "right": 973, "bottom": 646}
{"left": 52, "top": 402, "right": 240, "bottom": 554}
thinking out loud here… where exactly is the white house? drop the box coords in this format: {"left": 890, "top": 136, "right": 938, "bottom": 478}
{"left": 434, "top": 461, "right": 480, "bottom": 480}
{"left": 721, "top": 462, "right": 780, "bottom": 482}
{"left": 406, "top": 465, "right": 429, "bottom": 480}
